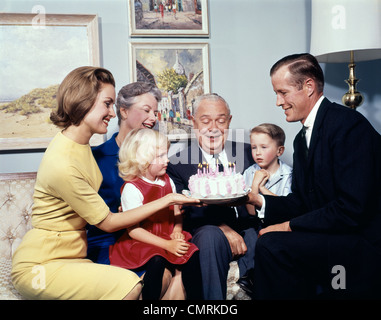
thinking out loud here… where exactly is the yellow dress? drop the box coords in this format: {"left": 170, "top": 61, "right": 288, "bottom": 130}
{"left": 11, "top": 132, "right": 141, "bottom": 300}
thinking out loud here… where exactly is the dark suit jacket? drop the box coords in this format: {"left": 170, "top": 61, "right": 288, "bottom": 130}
{"left": 263, "top": 98, "right": 381, "bottom": 247}
{"left": 167, "top": 139, "right": 255, "bottom": 233}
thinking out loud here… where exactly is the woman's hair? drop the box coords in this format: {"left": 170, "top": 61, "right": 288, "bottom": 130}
{"left": 118, "top": 128, "right": 170, "bottom": 181}
{"left": 50, "top": 66, "right": 115, "bottom": 129}
{"left": 192, "top": 93, "right": 231, "bottom": 117}
{"left": 270, "top": 53, "right": 324, "bottom": 93}
{"left": 250, "top": 123, "right": 286, "bottom": 147}
{"left": 116, "top": 82, "right": 162, "bottom": 125}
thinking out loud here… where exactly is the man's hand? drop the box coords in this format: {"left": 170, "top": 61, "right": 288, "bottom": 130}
{"left": 258, "top": 221, "right": 291, "bottom": 237}
{"left": 219, "top": 224, "right": 247, "bottom": 258}
{"left": 245, "top": 169, "right": 268, "bottom": 209}
{"left": 246, "top": 191, "right": 263, "bottom": 209}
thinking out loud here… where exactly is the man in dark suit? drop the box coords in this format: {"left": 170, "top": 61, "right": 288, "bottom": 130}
{"left": 167, "top": 93, "right": 255, "bottom": 299}
{"left": 248, "top": 53, "right": 381, "bottom": 299}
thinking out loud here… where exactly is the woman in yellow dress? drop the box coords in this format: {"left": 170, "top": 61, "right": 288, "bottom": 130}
{"left": 11, "top": 66, "right": 199, "bottom": 300}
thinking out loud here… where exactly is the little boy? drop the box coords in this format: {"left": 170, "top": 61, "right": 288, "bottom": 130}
{"left": 245, "top": 123, "right": 292, "bottom": 202}
{"left": 237, "top": 123, "right": 292, "bottom": 294}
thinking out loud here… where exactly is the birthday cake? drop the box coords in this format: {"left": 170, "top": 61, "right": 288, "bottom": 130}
{"left": 188, "top": 162, "right": 247, "bottom": 198}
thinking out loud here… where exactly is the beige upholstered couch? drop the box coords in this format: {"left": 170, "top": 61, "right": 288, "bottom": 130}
{"left": 0, "top": 172, "right": 250, "bottom": 300}
{"left": 0, "top": 172, "right": 35, "bottom": 300}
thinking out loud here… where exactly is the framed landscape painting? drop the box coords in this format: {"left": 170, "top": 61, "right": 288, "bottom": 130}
{"left": 0, "top": 13, "right": 101, "bottom": 152}
{"left": 128, "top": 0, "right": 209, "bottom": 37}
{"left": 129, "top": 42, "right": 210, "bottom": 141}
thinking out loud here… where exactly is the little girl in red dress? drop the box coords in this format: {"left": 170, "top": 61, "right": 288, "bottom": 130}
{"left": 109, "top": 128, "right": 203, "bottom": 300}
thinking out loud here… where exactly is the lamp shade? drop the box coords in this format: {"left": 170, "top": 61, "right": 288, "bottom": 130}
{"left": 310, "top": 0, "right": 381, "bottom": 63}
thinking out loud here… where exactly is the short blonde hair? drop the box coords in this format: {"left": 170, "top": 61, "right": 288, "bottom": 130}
{"left": 118, "top": 128, "right": 170, "bottom": 181}
{"left": 250, "top": 123, "right": 286, "bottom": 147}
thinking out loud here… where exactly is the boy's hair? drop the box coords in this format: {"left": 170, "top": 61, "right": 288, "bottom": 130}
{"left": 250, "top": 123, "right": 286, "bottom": 147}
{"left": 50, "top": 66, "right": 115, "bottom": 129}
{"left": 118, "top": 128, "right": 170, "bottom": 181}
{"left": 116, "top": 82, "right": 162, "bottom": 125}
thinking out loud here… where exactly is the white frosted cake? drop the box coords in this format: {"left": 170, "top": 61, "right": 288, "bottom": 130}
{"left": 188, "top": 163, "right": 247, "bottom": 198}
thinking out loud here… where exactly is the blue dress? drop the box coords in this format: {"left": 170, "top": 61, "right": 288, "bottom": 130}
{"left": 86, "top": 132, "right": 125, "bottom": 264}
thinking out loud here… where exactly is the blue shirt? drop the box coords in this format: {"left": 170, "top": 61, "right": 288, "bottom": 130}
{"left": 87, "top": 132, "right": 125, "bottom": 264}
{"left": 243, "top": 160, "right": 293, "bottom": 196}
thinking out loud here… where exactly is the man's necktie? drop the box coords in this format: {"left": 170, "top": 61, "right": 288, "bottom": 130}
{"left": 213, "top": 153, "right": 224, "bottom": 171}
{"left": 300, "top": 126, "right": 308, "bottom": 160}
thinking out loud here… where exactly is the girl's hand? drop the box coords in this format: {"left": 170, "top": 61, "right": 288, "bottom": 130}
{"left": 166, "top": 193, "right": 200, "bottom": 206}
{"left": 170, "top": 231, "right": 185, "bottom": 240}
{"left": 166, "top": 238, "right": 190, "bottom": 257}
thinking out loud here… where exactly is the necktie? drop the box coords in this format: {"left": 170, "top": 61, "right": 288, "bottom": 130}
{"left": 213, "top": 153, "right": 224, "bottom": 172}
{"left": 300, "top": 126, "right": 308, "bottom": 160}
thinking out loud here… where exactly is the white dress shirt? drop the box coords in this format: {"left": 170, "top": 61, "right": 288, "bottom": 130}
{"left": 257, "top": 96, "right": 325, "bottom": 219}
{"left": 200, "top": 148, "right": 229, "bottom": 169}
{"left": 303, "top": 95, "right": 324, "bottom": 148}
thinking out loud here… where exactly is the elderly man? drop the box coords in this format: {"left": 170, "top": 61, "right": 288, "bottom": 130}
{"left": 248, "top": 53, "right": 381, "bottom": 299}
{"left": 167, "top": 93, "right": 255, "bottom": 299}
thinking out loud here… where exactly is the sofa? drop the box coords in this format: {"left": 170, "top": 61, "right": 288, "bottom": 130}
{"left": 0, "top": 172, "right": 35, "bottom": 300}
{"left": 0, "top": 172, "right": 250, "bottom": 300}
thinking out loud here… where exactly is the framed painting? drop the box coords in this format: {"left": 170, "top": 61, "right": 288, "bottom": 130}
{"left": 128, "top": 0, "right": 209, "bottom": 37}
{"left": 129, "top": 42, "right": 210, "bottom": 141}
{"left": 0, "top": 13, "right": 102, "bottom": 152}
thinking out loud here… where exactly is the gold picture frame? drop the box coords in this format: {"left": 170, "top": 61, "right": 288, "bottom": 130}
{"left": 0, "top": 13, "right": 102, "bottom": 152}
{"left": 128, "top": 0, "right": 209, "bottom": 37}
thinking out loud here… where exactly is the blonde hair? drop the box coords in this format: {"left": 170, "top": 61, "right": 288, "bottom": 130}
{"left": 250, "top": 123, "right": 286, "bottom": 147}
{"left": 118, "top": 128, "right": 170, "bottom": 181}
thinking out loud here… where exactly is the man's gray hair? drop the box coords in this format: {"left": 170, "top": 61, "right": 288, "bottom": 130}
{"left": 192, "top": 93, "right": 231, "bottom": 116}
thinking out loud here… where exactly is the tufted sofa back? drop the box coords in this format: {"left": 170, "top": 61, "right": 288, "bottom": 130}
{"left": 0, "top": 172, "right": 36, "bottom": 300}
{"left": 0, "top": 172, "right": 251, "bottom": 300}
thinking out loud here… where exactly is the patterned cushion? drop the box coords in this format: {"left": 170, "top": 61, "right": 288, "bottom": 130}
{"left": 227, "top": 261, "right": 251, "bottom": 300}
{"left": 0, "top": 173, "right": 35, "bottom": 300}
{"left": 0, "top": 172, "right": 250, "bottom": 300}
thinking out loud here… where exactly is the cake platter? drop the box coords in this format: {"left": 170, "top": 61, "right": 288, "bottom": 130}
{"left": 182, "top": 189, "right": 251, "bottom": 205}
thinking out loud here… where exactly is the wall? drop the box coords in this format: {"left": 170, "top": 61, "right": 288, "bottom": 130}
{"left": 1, "top": 0, "right": 380, "bottom": 173}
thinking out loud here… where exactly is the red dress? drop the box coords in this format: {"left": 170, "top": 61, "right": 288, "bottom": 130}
{"left": 109, "top": 174, "right": 198, "bottom": 269}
